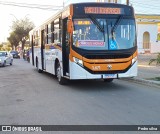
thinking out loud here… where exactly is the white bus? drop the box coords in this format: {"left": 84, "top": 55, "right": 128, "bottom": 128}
{"left": 29, "top": 2, "right": 137, "bottom": 84}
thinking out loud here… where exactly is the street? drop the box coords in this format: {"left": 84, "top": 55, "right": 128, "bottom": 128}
{"left": 137, "top": 54, "right": 160, "bottom": 79}
{"left": 0, "top": 59, "right": 160, "bottom": 132}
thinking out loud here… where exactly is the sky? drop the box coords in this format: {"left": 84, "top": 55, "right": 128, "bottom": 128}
{"left": 0, "top": 0, "right": 160, "bottom": 43}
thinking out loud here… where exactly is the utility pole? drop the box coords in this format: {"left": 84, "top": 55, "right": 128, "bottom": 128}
{"left": 63, "top": 0, "right": 64, "bottom": 7}
{"left": 127, "top": 0, "right": 129, "bottom": 5}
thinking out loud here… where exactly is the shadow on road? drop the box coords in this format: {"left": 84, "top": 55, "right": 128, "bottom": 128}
{"left": 68, "top": 79, "right": 128, "bottom": 92}
{"left": 33, "top": 69, "right": 128, "bottom": 92}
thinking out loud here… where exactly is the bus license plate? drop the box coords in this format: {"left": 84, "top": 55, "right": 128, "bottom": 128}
{"left": 103, "top": 74, "right": 117, "bottom": 79}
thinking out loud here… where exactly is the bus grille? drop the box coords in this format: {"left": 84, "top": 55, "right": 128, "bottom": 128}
{"left": 84, "top": 54, "right": 131, "bottom": 59}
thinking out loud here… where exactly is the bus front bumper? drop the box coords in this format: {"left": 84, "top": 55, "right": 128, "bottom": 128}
{"left": 69, "top": 61, "right": 137, "bottom": 80}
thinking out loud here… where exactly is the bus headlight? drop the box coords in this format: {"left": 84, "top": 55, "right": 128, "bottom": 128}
{"left": 73, "top": 57, "right": 83, "bottom": 67}
{"left": 132, "top": 56, "right": 137, "bottom": 64}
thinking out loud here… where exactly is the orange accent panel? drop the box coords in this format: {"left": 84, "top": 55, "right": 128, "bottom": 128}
{"left": 70, "top": 49, "right": 82, "bottom": 60}
{"left": 133, "top": 50, "right": 138, "bottom": 58}
{"left": 83, "top": 56, "right": 132, "bottom": 63}
{"left": 54, "top": 45, "right": 62, "bottom": 51}
{"left": 69, "top": 54, "right": 74, "bottom": 62}
{"left": 45, "top": 43, "right": 62, "bottom": 51}
{"left": 70, "top": 5, "right": 73, "bottom": 16}
{"left": 84, "top": 61, "right": 131, "bottom": 72}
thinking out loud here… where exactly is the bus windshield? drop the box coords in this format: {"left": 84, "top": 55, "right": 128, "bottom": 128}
{"left": 72, "top": 18, "right": 136, "bottom": 50}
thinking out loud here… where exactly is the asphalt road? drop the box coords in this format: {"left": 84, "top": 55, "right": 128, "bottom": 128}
{"left": 137, "top": 54, "right": 160, "bottom": 79}
{"left": 0, "top": 59, "right": 160, "bottom": 133}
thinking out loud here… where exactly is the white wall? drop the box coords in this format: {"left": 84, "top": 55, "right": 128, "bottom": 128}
{"left": 151, "top": 42, "right": 160, "bottom": 53}
{"left": 137, "top": 23, "right": 158, "bottom": 53}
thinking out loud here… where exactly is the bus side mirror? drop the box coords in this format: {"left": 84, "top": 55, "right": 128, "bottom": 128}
{"left": 67, "top": 20, "right": 74, "bottom": 33}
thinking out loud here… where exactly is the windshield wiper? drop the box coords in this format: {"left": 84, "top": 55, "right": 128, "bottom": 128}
{"left": 111, "top": 15, "right": 123, "bottom": 35}
{"left": 88, "top": 15, "right": 104, "bottom": 33}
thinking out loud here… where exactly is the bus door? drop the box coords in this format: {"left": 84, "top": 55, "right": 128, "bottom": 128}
{"left": 41, "top": 30, "right": 45, "bottom": 70}
{"left": 62, "top": 18, "right": 69, "bottom": 76}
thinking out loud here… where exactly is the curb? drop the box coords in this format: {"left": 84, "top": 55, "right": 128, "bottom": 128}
{"left": 121, "top": 77, "right": 160, "bottom": 88}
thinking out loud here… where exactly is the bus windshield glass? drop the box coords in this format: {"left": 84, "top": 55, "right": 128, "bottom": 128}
{"left": 72, "top": 18, "right": 136, "bottom": 50}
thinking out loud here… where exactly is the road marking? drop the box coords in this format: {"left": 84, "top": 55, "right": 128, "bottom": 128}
{"left": 138, "top": 65, "right": 156, "bottom": 68}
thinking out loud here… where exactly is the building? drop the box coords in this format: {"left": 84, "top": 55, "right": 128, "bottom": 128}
{"left": 136, "top": 14, "right": 160, "bottom": 53}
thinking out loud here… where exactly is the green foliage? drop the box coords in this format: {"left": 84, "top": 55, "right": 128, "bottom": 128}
{"left": 0, "top": 43, "right": 12, "bottom": 51}
{"left": 149, "top": 53, "right": 160, "bottom": 65}
{"left": 8, "top": 17, "right": 35, "bottom": 50}
{"left": 0, "top": 44, "right": 3, "bottom": 50}
{"left": 7, "top": 32, "right": 19, "bottom": 48}
{"left": 147, "top": 77, "right": 160, "bottom": 81}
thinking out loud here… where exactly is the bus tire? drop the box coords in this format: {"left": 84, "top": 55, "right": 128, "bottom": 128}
{"left": 103, "top": 79, "right": 114, "bottom": 82}
{"left": 36, "top": 58, "right": 43, "bottom": 73}
{"left": 56, "top": 62, "right": 67, "bottom": 85}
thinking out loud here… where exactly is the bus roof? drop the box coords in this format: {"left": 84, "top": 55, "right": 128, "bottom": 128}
{"left": 30, "top": 2, "right": 134, "bottom": 33}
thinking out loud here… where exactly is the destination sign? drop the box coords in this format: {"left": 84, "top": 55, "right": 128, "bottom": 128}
{"left": 74, "top": 20, "right": 92, "bottom": 25}
{"left": 84, "top": 7, "right": 122, "bottom": 15}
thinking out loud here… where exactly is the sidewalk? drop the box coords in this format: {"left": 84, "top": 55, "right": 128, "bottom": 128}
{"left": 129, "top": 53, "right": 160, "bottom": 87}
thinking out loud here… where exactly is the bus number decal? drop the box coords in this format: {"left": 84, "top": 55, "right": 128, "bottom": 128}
{"left": 92, "top": 66, "right": 101, "bottom": 70}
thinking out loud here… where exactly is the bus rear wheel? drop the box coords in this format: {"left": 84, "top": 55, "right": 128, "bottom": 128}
{"left": 56, "top": 62, "right": 67, "bottom": 85}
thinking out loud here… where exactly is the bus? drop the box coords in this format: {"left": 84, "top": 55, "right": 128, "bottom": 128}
{"left": 29, "top": 2, "right": 137, "bottom": 85}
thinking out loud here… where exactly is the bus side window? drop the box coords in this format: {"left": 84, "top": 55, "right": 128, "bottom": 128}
{"left": 47, "top": 23, "right": 52, "bottom": 44}
{"left": 54, "top": 22, "right": 62, "bottom": 46}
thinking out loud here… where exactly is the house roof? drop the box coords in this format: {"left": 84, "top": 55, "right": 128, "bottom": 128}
{"left": 135, "top": 14, "right": 160, "bottom": 24}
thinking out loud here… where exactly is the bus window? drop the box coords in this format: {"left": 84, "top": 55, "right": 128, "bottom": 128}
{"left": 54, "top": 23, "right": 62, "bottom": 46}
{"left": 47, "top": 24, "right": 52, "bottom": 44}
{"left": 73, "top": 19, "right": 106, "bottom": 50}
{"left": 108, "top": 19, "right": 136, "bottom": 50}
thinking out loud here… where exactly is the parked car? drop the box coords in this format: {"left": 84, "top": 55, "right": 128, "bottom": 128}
{"left": 23, "top": 49, "right": 30, "bottom": 62}
{"left": 10, "top": 50, "right": 20, "bottom": 58}
{"left": 0, "top": 51, "right": 13, "bottom": 67}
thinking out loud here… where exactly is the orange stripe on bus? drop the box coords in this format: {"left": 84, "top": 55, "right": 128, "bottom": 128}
{"left": 54, "top": 45, "right": 62, "bottom": 51}
{"left": 133, "top": 50, "right": 138, "bottom": 58}
{"left": 70, "top": 5, "right": 73, "bottom": 16}
{"left": 70, "top": 49, "right": 82, "bottom": 60}
{"left": 83, "top": 56, "right": 132, "bottom": 63}
{"left": 84, "top": 61, "right": 131, "bottom": 71}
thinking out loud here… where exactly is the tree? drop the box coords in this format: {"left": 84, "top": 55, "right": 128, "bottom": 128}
{"left": 0, "top": 44, "right": 3, "bottom": 50}
{"left": 7, "top": 32, "right": 19, "bottom": 50}
{"left": 149, "top": 53, "right": 160, "bottom": 66}
{"left": 10, "top": 17, "right": 35, "bottom": 50}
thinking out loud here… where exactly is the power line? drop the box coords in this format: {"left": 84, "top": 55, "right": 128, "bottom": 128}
{"left": 0, "top": 1, "right": 63, "bottom": 8}
{"left": 0, "top": 1, "right": 63, "bottom": 11}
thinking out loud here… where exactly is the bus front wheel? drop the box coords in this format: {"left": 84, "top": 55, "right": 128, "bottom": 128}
{"left": 56, "top": 62, "right": 67, "bottom": 85}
